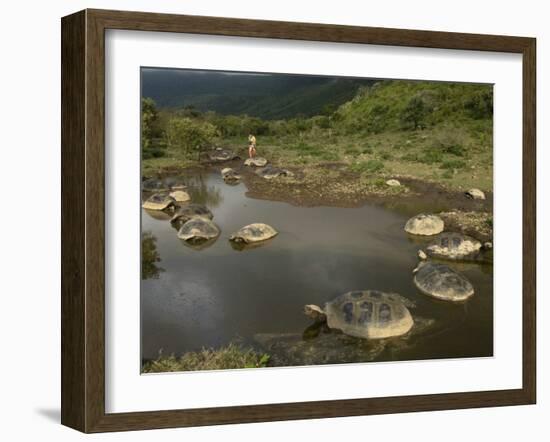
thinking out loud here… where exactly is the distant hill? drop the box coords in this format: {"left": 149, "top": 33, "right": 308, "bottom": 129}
{"left": 141, "top": 68, "right": 374, "bottom": 119}
{"left": 334, "top": 79, "right": 493, "bottom": 132}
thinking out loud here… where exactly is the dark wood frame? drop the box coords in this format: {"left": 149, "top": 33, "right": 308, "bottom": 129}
{"left": 61, "top": 8, "right": 536, "bottom": 433}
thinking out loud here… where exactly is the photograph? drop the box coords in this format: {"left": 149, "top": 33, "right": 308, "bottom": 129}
{"left": 140, "top": 67, "right": 494, "bottom": 373}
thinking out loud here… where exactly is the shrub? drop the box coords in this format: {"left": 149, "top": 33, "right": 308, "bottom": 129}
{"left": 400, "top": 95, "right": 431, "bottom": 130}
{"left": 141, "top": 98, "right": 165, "bottom": 155}
{"left": 464, "top": 90, "right": 493, "bottom": 119}
{"left": 431, "top": 128, "right": 468, "bottom": 156}
{"left": 419, "top": 147, "right": 443, "bottom": 164}
{"left": 165, "top": 118, "right": 217, "bottom": 154}
{"left": 401, "top": 152, "right": 419, "bottom": 162}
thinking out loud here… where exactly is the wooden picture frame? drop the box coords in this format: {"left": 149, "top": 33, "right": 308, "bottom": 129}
{"left": 61, "top": 8, "right": 536, "bottom": 433}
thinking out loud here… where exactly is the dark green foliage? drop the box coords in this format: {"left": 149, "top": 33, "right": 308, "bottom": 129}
{"left": 141, "top": 98, "right": 166, "bottom": 158}
{"left": 366, "top": 104, "right": 390, "bottom": 133}
{"left": 166, "top": 118, "right": 217, "bottom": 154}
{"left": 400, "top": 95, "right": 431, "bottom": 130}
{"left": 464, "top": 89, "right": 493, "bottom": 119}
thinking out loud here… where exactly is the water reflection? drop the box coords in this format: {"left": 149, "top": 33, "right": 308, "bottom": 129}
{"left": 186, "top": 174, "right": 223, "bottom": 208}
{"left": 141, "top": 231, "right": 164, "bottom": 280}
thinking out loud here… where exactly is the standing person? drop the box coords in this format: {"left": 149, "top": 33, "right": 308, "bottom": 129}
{"left": 248, "top": 134, "right": 257, "bottom": 158}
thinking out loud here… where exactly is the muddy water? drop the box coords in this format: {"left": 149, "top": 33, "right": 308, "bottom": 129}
{"left": 141, "top": 172, "right": 493, "bottom": 366}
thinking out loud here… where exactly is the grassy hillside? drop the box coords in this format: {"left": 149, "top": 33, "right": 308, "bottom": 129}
{"left": 142, "top": 79, "right": 493, "bottom": 192}
{"left": 334, "top": 80, "right": 493, "bottom": 133}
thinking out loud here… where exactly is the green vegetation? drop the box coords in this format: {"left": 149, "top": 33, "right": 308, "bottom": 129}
{"left": 141, "top": 231, "right": 163, "bottom": 280}
{"left": 141, "top": 79, "right": 493, "bottom": 191}
{"left": 142, "top": 343, "right": 270, "bottom": 372}
{"left": 165, "top": 117, "right": 217, "bottom": 154}
{"left": 141, "top": 98, "right": 167, "bottom": 159}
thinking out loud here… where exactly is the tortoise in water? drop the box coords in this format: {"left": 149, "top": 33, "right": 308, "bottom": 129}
{"left": 404, "top": 213, "right": 444, "bottom": 236}
{"left": 413, "top": 261, "right": 474, "bottom": 301}
{"left": 169, "top": 190, "right": 191, "bottom": 203}
{"left": 256, "top": 165, "right": 293, "bottom": 180}
{"left": 229, "top": 223, "right": 278, "bottom": 244}
{"left": 170, "top": 204, "right": 213, "bottom": 229}
{"left": 221, "top": 167, "right": 241, "bottom": 183}
{"left": 244, "top": 157, "right": 268, "bottom": 167}
{"left": 422, "top": 232, "right": 482, "bottom": 260}
{"left": 142, "top": 193, "right": 175, "bottom": 211}
{"left": 177, "top": 218, "right": 220, "bottom": 244}
{"left": 201, "top": 148, "right": 239, "bottom": 163}
{"left": 142, "top": 178, "right": 168, "bottom": 192}
{"left": 304, "top": 290, "right": 414, "bottom": 339}
{"left": 163, "top": 177, "right": 187, "bottom": 190}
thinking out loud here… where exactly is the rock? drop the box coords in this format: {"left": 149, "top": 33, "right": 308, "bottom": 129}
{"left": 386, "top": 179, "right": 401, "bottom": 187}
{"left": 465, "top": 188, "right": 486, "bottom": 200}
{"left": 169, "top": 190, "right": 191, "bottom": 203}
{"left": 404, "top": 214, "right": 445, "bottom": 236}
{"left": 418, "top": 249, "right": 427, "bottom": 260}
{"left": 483, "top": 241, "right": 493, "bottom": 250}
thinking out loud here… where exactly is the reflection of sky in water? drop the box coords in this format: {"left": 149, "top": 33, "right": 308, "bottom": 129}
{"left": 141, "top": 172, "right": 493, "bottom": 363}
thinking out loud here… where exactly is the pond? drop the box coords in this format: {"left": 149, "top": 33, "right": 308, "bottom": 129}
{"left": 141, "top": 171, "right": 493, "bottom": 368}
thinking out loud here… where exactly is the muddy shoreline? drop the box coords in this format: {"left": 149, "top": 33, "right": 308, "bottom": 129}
{"left": 146, "top": 159, "right": 493, "bottom": 241}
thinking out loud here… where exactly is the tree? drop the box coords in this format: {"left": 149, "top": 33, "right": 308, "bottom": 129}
{"left": 165, "top": 118, "right": 217, "bottom": 155}
{"left": 141, "top": 98, "right": 161, "bottom": 149}
{"left": 400, "top": 96, "right": 429, "bottom": 130}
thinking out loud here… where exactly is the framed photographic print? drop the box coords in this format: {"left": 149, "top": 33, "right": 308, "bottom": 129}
{"left": 61, "top": 9, "right": 536, "bottom": 433}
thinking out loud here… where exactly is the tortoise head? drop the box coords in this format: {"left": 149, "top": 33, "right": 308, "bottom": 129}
{"left": 304, "top": 304, "right": 326, "bottom": 323}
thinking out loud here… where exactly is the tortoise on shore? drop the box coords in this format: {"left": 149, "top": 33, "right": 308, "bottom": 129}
{"left": 256, "top": 165, "right": 293, "bottom": 180}
{"left": 244, "top": 157, "right": 268, "bottom": 167}
{"left": 177, "top": 218, "right": 220, "bottom": 244}
{"left": 404, "top": 214, "right": 444, "bottom": 236}
{"left": 142, "top": 193, "right": 175, "bottom": 211}
{"left": 170, "top": 204, "right": 213, "bottom": 229}
{"left": 201, "top": 148, "right": 239, "bottom": 163}
{"left": 304, "top": 290, "right": 415, "bottom": 339}
{"left": 413, "top": 261, "right": 474, "bottom": 302}
{"left": 465, "top": 188, "right": 486, "bottom": 200}
{"left": 423, "top": 232, "right": 482, "bottom": 260}
{"left": 229, "top": 223, "right": 278, "bottom": 244}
